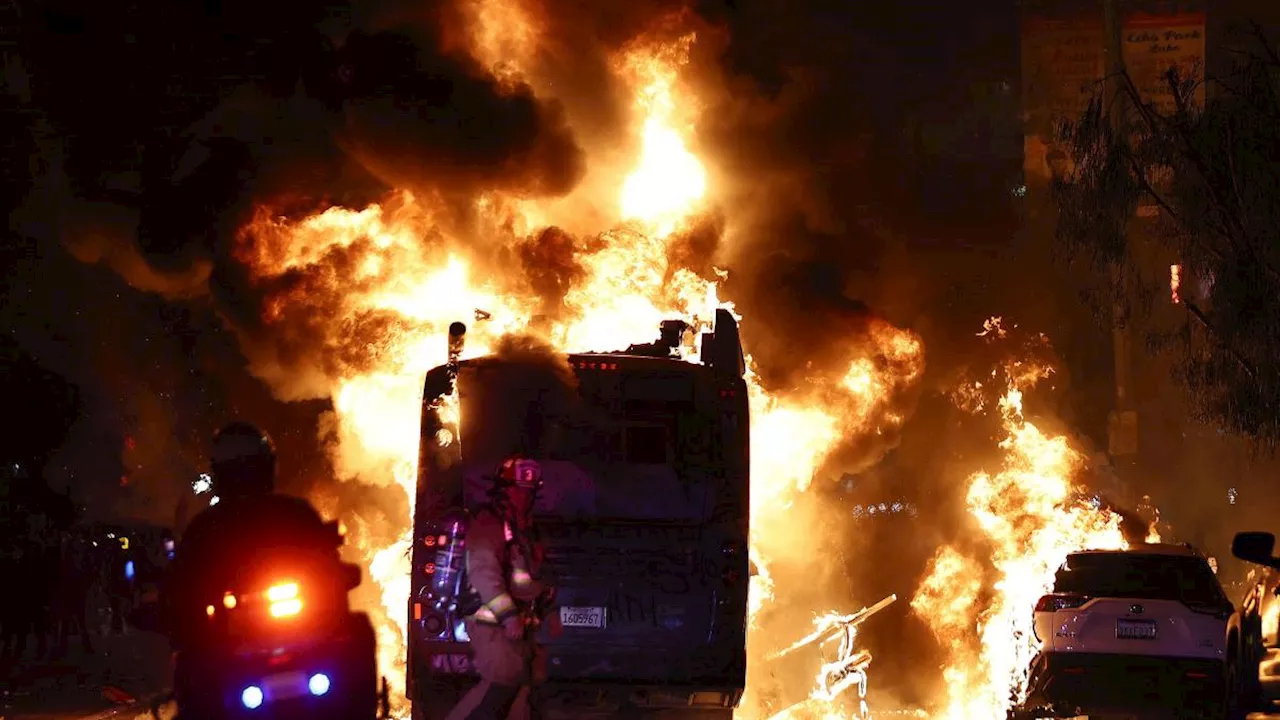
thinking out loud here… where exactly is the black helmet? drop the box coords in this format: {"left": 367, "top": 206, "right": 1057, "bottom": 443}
{"left": 210, "top": 422, "right": 277, "bottom": 497}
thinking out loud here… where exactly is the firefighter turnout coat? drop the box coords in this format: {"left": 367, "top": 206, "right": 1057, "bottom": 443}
{"left": 463, "top": 507, "right": 554, "bottom": 686}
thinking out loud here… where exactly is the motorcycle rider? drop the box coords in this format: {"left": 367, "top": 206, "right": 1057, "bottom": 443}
{"left": 447, "top": 455, "right": 559, "bottom": 720}
{"left": 162, "top": 422, "right": 340, "bottom": 711}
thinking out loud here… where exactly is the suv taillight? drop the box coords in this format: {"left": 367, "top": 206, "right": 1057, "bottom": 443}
{"left": 1035, "top": 593, "right": 1091, "bottom": 612}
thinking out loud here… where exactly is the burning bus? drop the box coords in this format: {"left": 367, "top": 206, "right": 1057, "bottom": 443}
{"left": 408, "top": 309, "right": 751, "bottom": 718}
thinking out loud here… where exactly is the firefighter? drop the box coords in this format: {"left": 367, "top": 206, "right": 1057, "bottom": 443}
{"left": 447, "top": 456, "right": 559, "bottom": 720}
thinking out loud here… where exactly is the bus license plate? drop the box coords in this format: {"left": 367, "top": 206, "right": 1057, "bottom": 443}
{"left": 1116, "top": 618, "right": 1157, "bottom": 640}
{"left": 560, "top": 606, "right": 606, "bottom": 629}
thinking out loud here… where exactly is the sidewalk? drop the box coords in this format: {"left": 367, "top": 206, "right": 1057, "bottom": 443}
{"left": 0, "top": 630, "right": 170, "bottom": 719}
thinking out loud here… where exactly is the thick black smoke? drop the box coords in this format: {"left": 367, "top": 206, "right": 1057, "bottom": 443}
{"left": 460, "top": 333, "right": 582, "bottom": 461}
{"left": 7, "top": 0, "right": 1020, "bottom": 455}
{"left": 680, "top": 0, "right": 1023, "bottom": 389}
{"left": 4, "top": 0, "right": 590, "bottom": 508}
{"left": 334, "top": 24, "right": 583, "bottom": 199}
{"left": 15, "top": 0, "right": 584, "bottom": 298}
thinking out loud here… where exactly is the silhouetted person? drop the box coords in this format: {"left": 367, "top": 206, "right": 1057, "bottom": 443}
{"left": 164, "top": 421, "right": 340, "bottom": 719}
{"left": 52, "top": 528, "right": 96, "bottom": 656}
{"left": 103, "top": 533, "right": 133, "bottom": 636}
{"left": 4, "top": 511, "right": 55, "bottom": 659}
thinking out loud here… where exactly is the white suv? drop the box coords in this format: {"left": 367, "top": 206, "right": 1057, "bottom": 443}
{"left": 1017, "top": 544, "right": 1233, "bottom": 719}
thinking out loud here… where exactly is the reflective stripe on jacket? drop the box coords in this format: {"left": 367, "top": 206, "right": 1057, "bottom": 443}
{"left": 465, "top": 509, "right": 542, "bottom": 624}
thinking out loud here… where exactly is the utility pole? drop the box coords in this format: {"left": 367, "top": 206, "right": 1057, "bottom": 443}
{"left": 1103, "top": 0, "right": 1140, "bottom": 492}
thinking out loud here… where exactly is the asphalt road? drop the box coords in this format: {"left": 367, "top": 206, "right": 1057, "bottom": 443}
{"left": 9, "top": 650, "right": 1280, "bottom": 720}
{"left": 20, "top": 698, "right": 1280, "bottom": 720}
{"left": 86, "top": 706, "right": 1280, "bottom": 720}
{"left": 1, "top": 629, "right": 170, "bottom": 720}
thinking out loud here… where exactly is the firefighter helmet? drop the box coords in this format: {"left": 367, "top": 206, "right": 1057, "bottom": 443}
{"left": 210, "top": 421, "right": 277, "bottom": 497}
{"left": 497, "top": 455, "right": 543, "bottom": 491}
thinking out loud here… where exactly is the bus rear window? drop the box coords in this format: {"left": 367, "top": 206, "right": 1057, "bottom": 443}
{"left": 457, "top": 365, "right": 713, "bottom": 470}
{"left": 437, "top": 362, "right": 741, "bottom": 521}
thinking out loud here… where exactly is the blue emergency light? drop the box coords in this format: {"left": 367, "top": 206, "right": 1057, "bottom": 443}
{"left": 124, "top": 560, "right": 135, "bottom": 581}
{"left": 308, "top": 673, "right": 331, "bottom": 696}
{"left": 241, "top": 685, "right": 264, "bottom": 710}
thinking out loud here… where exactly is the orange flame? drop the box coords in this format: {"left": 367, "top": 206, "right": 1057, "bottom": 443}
{"left": 911, "top": 320, "right": 1151, "bottom": 718}
{"left": 618, "top": 34, "right": 707, "bottom": 238}
{"left": 235, "top": 29, "right": 925, "bottom": 720}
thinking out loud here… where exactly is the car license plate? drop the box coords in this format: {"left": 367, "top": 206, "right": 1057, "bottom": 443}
{"left": 262, "top": 670, "right": 307, "bottom": 700}
{"left": 1116, "top": 618, "right": 1157, "bottom": 640}
{"left": 560, "top": 606, "right": 606, "bottom": 628}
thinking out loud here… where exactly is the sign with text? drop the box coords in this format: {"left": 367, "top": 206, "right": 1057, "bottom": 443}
{"left": 1021, "top": 14, "right": 1105, "bottom": 188}
{"left": 1122, "top": 12, "right": 1206, "bottom": 114}
{"left": 1123, "top": 12, "right": 1205, "bottom": 215}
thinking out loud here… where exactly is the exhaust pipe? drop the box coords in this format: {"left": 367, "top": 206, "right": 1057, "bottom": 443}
{"left": 659, "top": 320, "right": 689, "bottom": 351}
{"left": 446, "top": 322, "right": 467, "bottom": 392}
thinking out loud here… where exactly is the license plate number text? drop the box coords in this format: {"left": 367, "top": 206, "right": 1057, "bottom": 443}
{"left": 560, "top": 606, "right": 605, "bottom": 629}
{"left": 1116, "top": 619, "right": 1157, "bottom": 640}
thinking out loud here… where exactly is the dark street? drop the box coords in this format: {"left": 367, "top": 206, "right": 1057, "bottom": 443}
{"left": 2, "top": 630, "right": 168, "bottom": 719}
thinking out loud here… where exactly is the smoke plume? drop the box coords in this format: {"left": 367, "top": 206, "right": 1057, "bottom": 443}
{"left": 10, "top": 0, "right": 945, "bottom": 430}
{"left": 17, "top": 0, "right": 586, "bottom": 301}
{"left": 460, "top": 333, "right": 583, "bottom": 460}
{"left": 6, "top": 1, "right": 1018, "bottom": 713}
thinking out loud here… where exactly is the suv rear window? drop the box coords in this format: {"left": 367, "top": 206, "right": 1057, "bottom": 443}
{"left": 1053, "top": 553, "right": 1229, "bottom": 607}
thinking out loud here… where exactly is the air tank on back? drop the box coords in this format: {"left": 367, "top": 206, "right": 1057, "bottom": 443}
{"left": 427, "top": 510, "right": 470, "bottom": 614}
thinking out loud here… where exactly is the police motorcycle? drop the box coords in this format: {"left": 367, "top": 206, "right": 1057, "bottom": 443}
{"left": 141, "top": 520, "right": 388, "bottom": 720}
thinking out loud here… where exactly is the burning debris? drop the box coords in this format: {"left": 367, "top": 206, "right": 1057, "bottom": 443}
{"left": 765, "top": 594, "right": 898, "bottom": 720}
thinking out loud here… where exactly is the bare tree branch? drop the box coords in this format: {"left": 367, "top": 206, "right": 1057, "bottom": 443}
{"left": 1183, "top": 300, "right": 1258, "bottom": 382}
{"left": 1251, "top": 21, "right": 1280, "bottom": 67}
{"left": 1052, "top": 32, "right": 1280, "bottom": 444}
{"left": 1225, "top": 120, "right": 1251, "bottom": 228}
